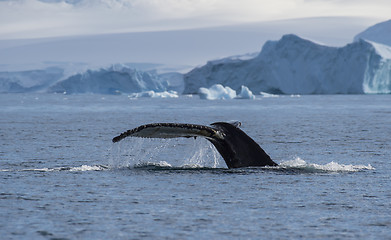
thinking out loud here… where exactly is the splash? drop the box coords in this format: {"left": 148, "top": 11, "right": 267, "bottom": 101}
{"left": 109, "top": 137, "right": 224, "bottom": 169}
{"left": 187, "top": 137, "right": 222, "bottom": 168}
{"left": 279, "top": 157, "right": 375, "bottom": 173}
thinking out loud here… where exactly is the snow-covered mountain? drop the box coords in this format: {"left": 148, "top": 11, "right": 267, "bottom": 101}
{"left": 354, "top": 19, "right": 391, "bottom": 46}
{"left": 184, "top": 34, "right": 391, "bottom": 94}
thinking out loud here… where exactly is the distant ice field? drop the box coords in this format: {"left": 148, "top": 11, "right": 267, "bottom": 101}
{"left": 1, "top": 94, "right": 391, "bottom": 239}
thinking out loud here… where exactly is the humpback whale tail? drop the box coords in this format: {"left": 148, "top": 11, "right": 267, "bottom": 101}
{"left": 112, "top": 122, "right": 278, "bottom": 169}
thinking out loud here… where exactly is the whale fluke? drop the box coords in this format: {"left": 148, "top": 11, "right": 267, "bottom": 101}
{"left": 112, "top": 122, "right": 278, "bottom": 168}
{"left": 112, "top": 123, "right": 223, "bottom": 142}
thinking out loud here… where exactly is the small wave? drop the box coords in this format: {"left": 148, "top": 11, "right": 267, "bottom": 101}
{"left": 278, "top": 157, "right": 374, "bottom": 173}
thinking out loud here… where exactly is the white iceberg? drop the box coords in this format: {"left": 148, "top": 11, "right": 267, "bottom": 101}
{"left": 198, "top": 84, "right": 237, "bottom": 100}
{"left": 237, "top": 85, "right": 256, "bottom": 99}
{"left": 198, "top": 84, "right": 256, "bottom": 100}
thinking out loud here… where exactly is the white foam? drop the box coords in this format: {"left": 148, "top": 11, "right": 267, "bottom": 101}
{"left": 68, "top": 165, "right": 107, "bottom": 172}
{"left": 22, "top": 167, "right": 54, "bottom": 172}
{"left": 279, "top": 157, "right": 374, "bottom": 172}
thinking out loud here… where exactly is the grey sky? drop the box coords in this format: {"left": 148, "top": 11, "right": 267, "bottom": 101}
{"left": 1, "top": 0, "right": 390, "bottom": 39}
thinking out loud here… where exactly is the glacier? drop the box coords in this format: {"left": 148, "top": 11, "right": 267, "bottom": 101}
{"left": 184, "top": 34, "right": 391, "bottom": 95}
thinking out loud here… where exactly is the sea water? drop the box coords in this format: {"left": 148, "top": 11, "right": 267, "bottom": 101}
{"left": 1, "top": 94, "right": 390, "bottom": 239}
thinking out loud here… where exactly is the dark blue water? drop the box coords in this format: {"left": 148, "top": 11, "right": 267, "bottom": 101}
{"left": 1, "top": 94, "right": 390, "bottom": 239}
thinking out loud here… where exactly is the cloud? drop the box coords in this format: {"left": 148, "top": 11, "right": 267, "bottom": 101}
{"left": 0, "top": 0, "right": 390, "bottom": 39}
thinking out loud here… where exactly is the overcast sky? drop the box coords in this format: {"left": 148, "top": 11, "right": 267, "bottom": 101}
{"left": 1, "top": 0, "right": 390, "bottom": 39}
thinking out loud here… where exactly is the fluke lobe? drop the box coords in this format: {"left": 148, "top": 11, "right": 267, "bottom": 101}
{"left": 112, "top": 121, "right": 278, "bottom": 169}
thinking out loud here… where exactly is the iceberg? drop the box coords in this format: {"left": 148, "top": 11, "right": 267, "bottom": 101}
{"left": 354, "top": 19, "right": 391, "bottom": 47}
{"left": 237, "top": 85, "right": 256, "bottom": 99}
{"left": 198, "top": 84, "right": 236, "bottom": 100}
{"left": 198, "top": 84, "right": 255, "bottom": 100}
{"left": 184, "top": 34, "right": 391, "bottom": 94}
{"left": 0, "top": 64, "right": 184, "bottom": 95}
{"left": 48, "top": 65, "right": 166, "bottom": 95}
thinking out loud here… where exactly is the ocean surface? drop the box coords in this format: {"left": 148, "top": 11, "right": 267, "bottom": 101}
{"left": 1, "top": 94, "right": 390, "bottom": 239}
